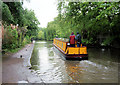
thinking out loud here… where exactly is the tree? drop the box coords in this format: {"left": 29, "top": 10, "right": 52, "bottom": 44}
{"left": 2, "top": 3, "right": 13, "bottom": 25}
{"left": 37, "top": 30, "right": 44, "bottom": 39}
{"left": 44, "top": 1, "right": 120, "bottom": 47}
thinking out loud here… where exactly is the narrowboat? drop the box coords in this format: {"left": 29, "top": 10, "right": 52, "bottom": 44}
{"left": 53, "top": 38, "right": 88, "bottom": 60}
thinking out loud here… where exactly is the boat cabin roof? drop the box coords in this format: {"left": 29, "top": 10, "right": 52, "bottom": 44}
{"left": 54, "top": 38, "right": 69, "bottom": 43}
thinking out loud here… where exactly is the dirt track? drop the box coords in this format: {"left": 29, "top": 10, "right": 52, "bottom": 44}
{"left": 2, "top": 43, "right": 43, "bottom": 83}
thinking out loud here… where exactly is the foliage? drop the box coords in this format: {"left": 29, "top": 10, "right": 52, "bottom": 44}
{"left": 2, "top": 3, "right": 13, "bottom": 24}
{"left": 37, "top": 30, "right": 44, "bottom": 40}
{"left": 22, "top": 35, "right": 31, "bottom": 45}
{"left": 2, "top": 2, "right": 40, "bottom": 52}
{"left": 43, "top": 2, "right": 120, "bottom": 47}
{"left": 2, "top": 26, "right": 18, "bottom": 49}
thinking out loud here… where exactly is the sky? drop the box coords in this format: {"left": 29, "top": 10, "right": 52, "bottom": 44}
{"left": 23, "top": 0, "right": 58, "bottom": 28}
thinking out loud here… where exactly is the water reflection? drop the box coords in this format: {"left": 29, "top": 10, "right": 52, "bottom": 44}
{"left": 64, "top": 61, "right": 83, "bottom": 83}
{"left": 39, "top": 46, "right": 52, "bottom": 73}
{"left": 30, "top": 41, "right": 119, "bottom": 83}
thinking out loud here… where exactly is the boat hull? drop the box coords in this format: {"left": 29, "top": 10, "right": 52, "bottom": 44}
{"left": 53, "top": 43, "right": 88, "bottom": 60}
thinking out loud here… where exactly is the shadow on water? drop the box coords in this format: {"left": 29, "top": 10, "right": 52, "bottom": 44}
{"left": 88, "top": 48, "right": 119, "bottom": 67}
{"left": 30, "top": 40, "right": 119, "bottom": 83}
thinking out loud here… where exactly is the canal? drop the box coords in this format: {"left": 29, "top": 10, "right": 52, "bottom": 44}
{"left": 30, "top": 41, "right": 119, "bottom": 83}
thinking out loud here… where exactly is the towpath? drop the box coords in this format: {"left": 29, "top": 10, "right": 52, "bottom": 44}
{"left": 2, "top": 43, "right": 43, "bottom": 83}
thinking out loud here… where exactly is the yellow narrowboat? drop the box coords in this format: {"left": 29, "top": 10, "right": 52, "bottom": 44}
{"left": 53, "top": 38, "right": 88, "bottom": 60}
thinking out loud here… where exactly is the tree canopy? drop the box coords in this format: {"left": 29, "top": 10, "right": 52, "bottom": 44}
{"left": 2, "top": 1, "right": 40, "bottom": 51}
{"left": 43, "top": 2, "right": 120, "bottom": 47}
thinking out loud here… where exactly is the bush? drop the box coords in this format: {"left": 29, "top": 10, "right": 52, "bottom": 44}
{"left": 2, "top": 26, "right": 18, "bottom": 49}
{"left": 22, "top": 36, "right": 31, "bottom": 45}
{"left": 2, "top": 25, "right": 31, "bottom": 52}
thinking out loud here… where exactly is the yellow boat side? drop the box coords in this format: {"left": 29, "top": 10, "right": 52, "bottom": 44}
{"left": 53, "top": 38, "right": 88, "bottom": 56}
{"left": 53, "top": 38, "right": 67, "bottom": 52}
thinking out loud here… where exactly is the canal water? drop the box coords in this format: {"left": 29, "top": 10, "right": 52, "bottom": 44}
{"left": 30, "top": 41, "right": 119, "bottom": 83}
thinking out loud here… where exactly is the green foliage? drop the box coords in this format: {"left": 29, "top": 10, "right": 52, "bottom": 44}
{"left": 2, "top": 1, "right": 120, "bottom": 49}
{"left": 2, "top": 2, "right": 40, "bottom": 52}
{"left": 22, "top": 35, "right": 31, "bottom": 45}
{"left": 37, "top": 30, "right": 44, "bottom": 39}
{"left": 3, "top": 2, "right": 24, "bottom": 26}
{"left": 2, "top": 26, "right": 18, "bottom": 49}
{"left": 103, "top": 36, "right": 114, "bottom": 46}
{"left": 24, "top": 9, "right": 40, "bottom": 27}
{"left": 43, "top": 2, "right": 120, "bottom": 47}
{"left": 2, "top": 26, "right": 31, "bottom": 52}
{"left": 2, "top": 3, "right": 13, "bottom": 24}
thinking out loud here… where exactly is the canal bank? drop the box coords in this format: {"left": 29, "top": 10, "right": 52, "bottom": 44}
{"left": 2, "top": 43, "right": 43, "bottom": 83}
